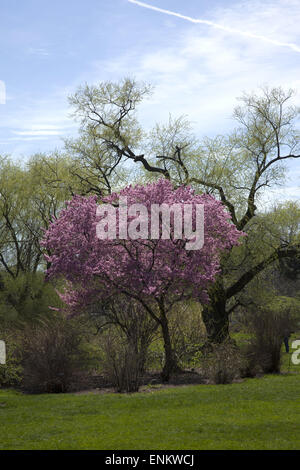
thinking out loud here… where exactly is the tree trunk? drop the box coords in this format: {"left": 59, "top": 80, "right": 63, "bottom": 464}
{"left": 201, "top": 242, "right": 300, "bottom": 346}
{"left": 159, "top": 304, "right": 180, "bottom": 382}
{"left": 201, "top": 276, "right": 229, "bottom": 345}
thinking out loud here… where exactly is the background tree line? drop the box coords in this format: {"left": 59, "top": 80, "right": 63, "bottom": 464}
{"left": 0, "top": 79, "right": 300, "bottom": 389}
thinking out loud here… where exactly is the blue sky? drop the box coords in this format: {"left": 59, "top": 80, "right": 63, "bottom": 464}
{"left": 0, "top": 0, "right": 299, "bottom": 201}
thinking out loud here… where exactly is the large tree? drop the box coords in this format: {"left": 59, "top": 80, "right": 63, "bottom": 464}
{"left": 0, "top": 154, "right": 74, "bottom": 322}
{"left": 42, "top": 179, "right": 243, "bottom": 380}
{"left": 66, "top": 81, "right": 300, "bottom": 344}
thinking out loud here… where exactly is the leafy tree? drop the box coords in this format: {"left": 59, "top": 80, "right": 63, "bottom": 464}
{"left": 66, "top": 78, "right": 153, "bottom": 195}
{"left": 0, "top": 154, "right": 75, "bottom": 322}
{"left": 42, "top": 179, "right": 243, "bottom": 380}
{"left": 67, "top": 80, "right": 300, "bottom": 344}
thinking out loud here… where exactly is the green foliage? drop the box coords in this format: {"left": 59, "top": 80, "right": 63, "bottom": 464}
{"left": 66, "top": 78, "right": 153, "bottom": 195}
{"left": 0, "top": 271, "right": 65, "bottom": 328}
{"left": 1, "top": 81, "right": 300, "bottom": 347}
{"left": 267, "top": 295, "right": 300, "bottom": 321}
{"left": 169, "top": 301, "right": 206, "bottom": 366}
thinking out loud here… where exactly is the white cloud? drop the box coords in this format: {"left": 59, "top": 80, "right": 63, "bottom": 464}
{"left": 27, "top": 47, "right": 50, "bottom": 56}
{"left": 92, "top": 0, "right": 298, "bottom": 137}
{"left": 2, "top": 0, "right": 299, "bottom": 201}
{"left": 13, "top": 129, "right": 64, "bottom": 137}
{"left": 128, "top": 0, "right": 300, "bottom": 53}
{"left": 260, "top": 185, "right": 300, "bottom": 209}
{"left": 0, "top": 94, "right": 78, "bottom": 157}
{"left": 141, "top": 52, "right": 188, "bottom": 74}
{"left": 89, "top": 0, "right": 300, "bottom": 202}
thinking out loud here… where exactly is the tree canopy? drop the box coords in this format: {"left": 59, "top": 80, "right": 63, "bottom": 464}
{"left": 42, "top": 178, "right": 244, "bottom": 379}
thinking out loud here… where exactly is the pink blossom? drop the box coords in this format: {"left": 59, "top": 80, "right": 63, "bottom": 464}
{"left": 42, "top": 179, "right": 245, "bottom": 314}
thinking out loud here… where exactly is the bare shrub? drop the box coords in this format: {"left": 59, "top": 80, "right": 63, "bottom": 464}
{"left": 21, "top": 316, "right": 89, "bottom": 393}
{"left": 92, "top": 296, "right": 159, "bottom": 374}
{"left": 100, "top": 328, "right": 143, "bottom": 393}
{"left": 169, "top": 301, "right": 206, "bottom": 366}
{"left": 244, "top": 306, "right": 297, "bottom": 375}
{"left": 197, "top": 342, "right": 245, "bottom": 384}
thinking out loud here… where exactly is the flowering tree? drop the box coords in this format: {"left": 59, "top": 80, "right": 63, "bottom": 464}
{"left": 42, "top": 179, "right": 244, "bottom": 381}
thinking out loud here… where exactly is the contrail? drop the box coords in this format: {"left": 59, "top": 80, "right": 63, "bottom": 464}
{"left": 128, "top": 0, "right": 300, "bottom": 53}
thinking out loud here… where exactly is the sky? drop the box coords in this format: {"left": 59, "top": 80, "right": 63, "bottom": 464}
{"left": 0, "top": 0, "right": 299, "bottom": 202}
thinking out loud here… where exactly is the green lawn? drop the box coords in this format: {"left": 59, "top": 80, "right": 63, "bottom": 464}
{"left": 0, "top": 374, "right": 299, "bottom": 450}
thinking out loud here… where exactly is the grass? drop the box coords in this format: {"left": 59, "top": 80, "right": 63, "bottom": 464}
{"left": 0, "top": 374, "right": 299, "bottom": 450}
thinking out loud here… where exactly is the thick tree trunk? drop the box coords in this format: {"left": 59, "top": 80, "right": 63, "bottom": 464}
{"left": 200, "top": 237, "right": 300, "bottom": 346}
{"left": 202, "top": 276, "right": 229, "bottom": 345}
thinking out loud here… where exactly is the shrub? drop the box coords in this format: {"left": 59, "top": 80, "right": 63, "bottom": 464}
{"left": 100, "top": 328, "right": 143, "bottom": 393}
{"left": 93, "top": 296, "right": 159, "bottom": 375}
{"left": 169, "top": 301, "right": 206, "bottom": 367}
{"left": 21, "top": 316, "right": 89, "bottom": 393}
{"left": 197, "top": 341, "right": 245, "bottom": 384}
{"left": 244, "top": 306, "right": 297, "bottom": 375}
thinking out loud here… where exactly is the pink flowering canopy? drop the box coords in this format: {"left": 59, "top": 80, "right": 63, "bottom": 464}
{"left": 42, "top": 179, "right": 245, "bottom": 313}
